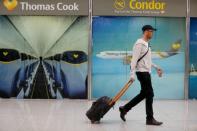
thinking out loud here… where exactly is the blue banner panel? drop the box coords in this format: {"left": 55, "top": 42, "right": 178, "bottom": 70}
{"left": 92, "top": 16, "right": 186, "bottom": 100}
{"left": 189, "top": 18, "right": 197, "bottom": 99}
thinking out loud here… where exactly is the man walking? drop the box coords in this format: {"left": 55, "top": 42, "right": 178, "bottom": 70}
{"left": 119, "top": 25, "right": 163, "bottom": 126}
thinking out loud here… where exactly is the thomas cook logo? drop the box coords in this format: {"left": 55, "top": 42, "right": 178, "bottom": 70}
{"left": 114, "top": 0, "right": 125, "bottom": 10}
{"left": 3, "top": 0, "right": 18, "bottom": 11}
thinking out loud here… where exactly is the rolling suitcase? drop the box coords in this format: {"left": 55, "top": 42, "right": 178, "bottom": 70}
{"left": 86, "top": 80, "right": 133, "bottom": 123}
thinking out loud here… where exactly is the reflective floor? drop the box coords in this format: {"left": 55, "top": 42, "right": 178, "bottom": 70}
{"left": 0, "top": 99, "right": 196, "bottom": 131}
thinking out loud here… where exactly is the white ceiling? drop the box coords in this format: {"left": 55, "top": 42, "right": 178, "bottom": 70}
{"left": 45, "top": 16, "right": 89, "bottom": 57}
{"left": 0, "top": 16, "right": 35, "bottom": 56}
{"left": 0, "top": 16, "right": 89, "bottom": 58}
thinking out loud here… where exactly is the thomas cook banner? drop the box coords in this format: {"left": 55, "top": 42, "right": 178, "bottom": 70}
{"left": 93, "top": 0, "right": 187, "bottom": 17}
{"left": 0, "top": 0, "right": 89, "bottom": 99}
{"left": 0, "top": 0, "right": 88, "bottom": 15}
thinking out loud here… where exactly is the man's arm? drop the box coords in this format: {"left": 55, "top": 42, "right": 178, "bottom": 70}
{"left": 130, "top": 43, "right": 142, "bottom": 81}
{"left": 152, "top": 63, "right": 163, "bottom": 77}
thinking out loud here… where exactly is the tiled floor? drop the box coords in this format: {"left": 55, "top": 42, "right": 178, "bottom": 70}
{"left": 0, "top": 99, "right": 196, "bottom": 131}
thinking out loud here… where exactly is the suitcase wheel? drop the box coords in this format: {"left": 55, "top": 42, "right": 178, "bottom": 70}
{"left": 91, "top": 120, "right": 100, "bottom": 124}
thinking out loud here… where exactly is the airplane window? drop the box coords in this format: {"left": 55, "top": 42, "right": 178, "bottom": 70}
{"left": 0, "top": 49, "right": 20, "bottom": 62}
{"left": 62, "top": 51, "right": 87, "bottom": 64}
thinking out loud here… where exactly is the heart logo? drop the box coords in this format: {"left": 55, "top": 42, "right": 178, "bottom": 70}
{"left": 3, "top": 0, "right": 18, "bottom": 11}
{"left": 3, "top": 51, "right": 8, "bottom": 56}
{"left": 73, "top": 54, "right": 79, "bottom": 58}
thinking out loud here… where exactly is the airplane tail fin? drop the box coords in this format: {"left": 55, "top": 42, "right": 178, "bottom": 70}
{"left": 156, "top": 39, "right": 182, "bottom": 58}
{"left": 166, "top": 39, "right": 182, "bottom": 56}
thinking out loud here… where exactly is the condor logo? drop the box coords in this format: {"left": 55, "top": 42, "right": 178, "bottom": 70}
{"left": 114, "top": 0, "right": 126, "bottom": 10}
{"left": 3, "top": 0, "right": 18, "bottom": 11}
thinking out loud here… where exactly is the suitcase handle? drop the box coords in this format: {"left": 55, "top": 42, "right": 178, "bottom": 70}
{"left": 109, "top": 80, "right": 133, "bottom": 106}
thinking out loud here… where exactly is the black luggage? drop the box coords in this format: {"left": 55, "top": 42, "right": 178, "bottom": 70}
{"left": 86, "top": 80, "right": 133, "bottom": 123}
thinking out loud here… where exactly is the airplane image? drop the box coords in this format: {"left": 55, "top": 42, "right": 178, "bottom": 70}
{"left": 96, "top": 39, "right": 182, "bottom": 65}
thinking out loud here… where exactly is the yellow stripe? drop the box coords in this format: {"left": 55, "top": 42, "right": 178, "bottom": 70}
{"left": 63, "top": 61, "right": 87, "bottom": 66}
{"left": 0, "top": 60, "right": 18, "bottom": 64}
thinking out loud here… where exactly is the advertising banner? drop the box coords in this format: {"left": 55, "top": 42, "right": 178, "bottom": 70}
{"left": 189, "top": 18, "right": 197, "bottom": 99}
{"left": 0, "top": 0, "right": 89, "bottom": 15}
{"left": 93, "top": 0, "right": 187, "bottom": 17}
{"left": 0, "top": 0, "right": 89, "bottom": 99}
{"left": 190, "top": 0, "right": 197, "bottom": 17}
{"left": 92, "top": 16, "right": 186, "bottom": 99}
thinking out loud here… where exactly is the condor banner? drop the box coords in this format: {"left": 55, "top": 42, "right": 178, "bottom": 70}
{"left": 92, "top": 0, "right": 186, "bottom": 99}
{"left": 93, "top": 0, "right": 186, "bottom": 16}
{"left": 189, "top": 0, "right": 197, "bottom": 99}
{"left": 0, "top": 0, "right": 89, "bottom": 99}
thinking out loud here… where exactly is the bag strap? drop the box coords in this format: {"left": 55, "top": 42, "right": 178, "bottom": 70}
{"left": 137, "top": 44, "right": 149, "bottom": 63}
{"left": 129, "top": 44, "right": 150, "bottom": 70}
